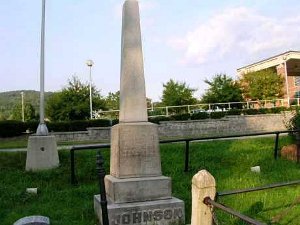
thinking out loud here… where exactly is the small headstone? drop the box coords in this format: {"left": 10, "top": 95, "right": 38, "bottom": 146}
{"left": 13, "top": 216, "right": 50, "bottom": 225}
{"left": 251, "top": 166, "right": 261, "bottom": 173}
{"left": 26, "top": 188, "right": 38, "bottom": 194}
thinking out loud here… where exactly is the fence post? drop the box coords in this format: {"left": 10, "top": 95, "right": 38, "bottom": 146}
{"left": 274, "top": 132, "right": 279, "bottom": 160}
{"left": 184, "top": 141, "right": 190, "bottom": 172}
{"left": 296, "top": 132, "right": 300, "bottom": 164}
{"left": 70, "top": 149, "right": 77, "bottom": 185}
{"left": 96, "top": 151, "right": 109, "bottom": 225}
{"left": 191, "top": 170, "right": 216, "bottom": 225}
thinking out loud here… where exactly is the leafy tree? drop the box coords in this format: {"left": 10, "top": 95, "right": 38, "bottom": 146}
{"left": 105, "top": 91, "right": 120, "bottom": 110}
{"left": 239, "top": 68, "right": 284, "bottom": 100}
{"left": 46, "top": 76, "right": 106, "bottom": 121}
{"left": 11, "top": 103, "right": 36, "bottom": 121}
{"left": 201, "top": 74, "right": 243, "bottom": 104}
{"left": 161, "top": 79, "right": 198, "bottom": 106}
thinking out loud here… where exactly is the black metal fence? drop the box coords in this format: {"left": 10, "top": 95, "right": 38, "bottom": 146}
{"left": 203, "top": 179, "right": 300, "bottom": 225}
{"left": 204, "top": 197, "right": 266, "bottom": 225}
{"left": 70, "top": 129, "right": 300, "bottom": 185}
{"left": 68, "top": 129, "right": 300, "bottom": 225}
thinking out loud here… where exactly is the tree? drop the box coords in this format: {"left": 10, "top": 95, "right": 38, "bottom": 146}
{"left": 11, "top": 103, "right": 36, "bottom": 121}
{"left": 46, "top": 76, "right": 106, "bottom": 121}
{"left": 201, "top": 74, "right": 243, "bottom": 104}
{"left": 105, "top": 91, "right": 120, "bottom": 110}
{"left": 161, "top": 79, "right": 198, "bottom": 106}
{"left": 239, "top": 68, "right": 284, "bottom": 100}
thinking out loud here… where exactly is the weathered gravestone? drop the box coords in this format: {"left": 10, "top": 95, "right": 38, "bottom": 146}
{"left": 13, "top": 216, "right": 50, "bottom": 225}
{"left": 94, "top": 1, "right": 185, "bottom": 224}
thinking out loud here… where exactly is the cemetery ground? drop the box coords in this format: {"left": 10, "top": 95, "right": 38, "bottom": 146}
{"left": 1, "top": 136, "right": 300, "bottom": 224}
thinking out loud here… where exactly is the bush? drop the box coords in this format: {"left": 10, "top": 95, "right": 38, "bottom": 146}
{"left": 226, "top": 109, "right": 242, "bottom": 116}
{"left": 170, "top": 113, "right": 190, "bottom": 121}
{"left": 148, "top": 116, "right": 172, "bottom": 124}
{"left": 191, "top": 112, "right": 209, "bottom": 120}
{"left": 0, "top": 120, "right": 26, "bottom": 137}
{"left": 24, "top": 121, "right": 39, "bottom": 132}
{"left": 210, "top": 111, "right": 226, "bottom": 119}
{"left": 47, "top": 119, "right": 112, "bottom": 132}
{"left": 242, "top": 108, "right": 260, "bottom": 115}
{"left": 288, "top": 109, "right": 300, "bottom": 130}
{"left": 88, "top": 119, "right": 112, "bottom": 127}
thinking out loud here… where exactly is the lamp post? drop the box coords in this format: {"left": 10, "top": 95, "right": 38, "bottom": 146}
{"left": 36, "top": 0, "right": 48, "bottom": 135}
{"left": 21, "top": 92, "right": 25, "bottom": 122}
{"left": 86, "top": 60, "right": 94, "bottom": 119}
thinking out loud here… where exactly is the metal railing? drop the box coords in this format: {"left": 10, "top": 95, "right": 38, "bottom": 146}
{"left": 205, "top": 179, "right": 300, "bottom": 224}
{"left": 93, "top": 97, "right": 300, "bottom": 119}
{"left": 204, "top": 197, "right": 266, "bottom": 225}
{"left": 70, "top": 144, "right": 110, "bottom": 185}
{"left": 217, "top": 180, "right": 300, "bottom": 197}
{"left": 69, "top": 129, "right": 300, "bottom": 185}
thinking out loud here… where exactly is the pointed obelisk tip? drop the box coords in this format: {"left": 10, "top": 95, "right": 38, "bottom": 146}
{"left": 119, "top": 0, "right": 147, "bottom": 123}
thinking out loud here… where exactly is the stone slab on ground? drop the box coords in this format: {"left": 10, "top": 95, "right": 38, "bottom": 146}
{"left": 13, "top": 215, "right": 50, "bottom": 225}
{"left": 105, "top": 175, "right": 171, "bottom": 203}
{"left": 26, "top": 135, "right": 59, "bottom": 171}
{"left": 94, "top": 195, "right": 185, "bottom": 225}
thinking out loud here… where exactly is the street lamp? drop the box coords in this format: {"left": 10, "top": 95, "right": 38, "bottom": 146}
{"left": 36, "top": 0, "right": 48, "bottom": 135}
{"left": 86, "top": 60, "right": 94, "bottom": 119}
{"left": 21, "top": 92, "right": 25, "bottom": 122}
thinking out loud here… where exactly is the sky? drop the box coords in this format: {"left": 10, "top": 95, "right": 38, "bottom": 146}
{"left": 1, "top": 0, "right": 300, "bottom": 102}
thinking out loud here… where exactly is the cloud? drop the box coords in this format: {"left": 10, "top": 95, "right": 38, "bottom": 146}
{"left": 168, "top": 7, "right": 300, "bottom": 65}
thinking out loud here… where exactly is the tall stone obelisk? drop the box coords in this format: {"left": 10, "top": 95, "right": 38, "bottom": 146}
{"left": 94, "top": 0, "right": 184, "bottom": 225}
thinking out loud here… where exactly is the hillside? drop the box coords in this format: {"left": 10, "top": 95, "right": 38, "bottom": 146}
{"left": 0, "top": 90, "right": 54, "bottom": 119}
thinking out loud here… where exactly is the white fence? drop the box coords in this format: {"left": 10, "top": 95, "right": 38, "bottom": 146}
{"left": 93, "top": 98, "right": 300, "bottom": 119}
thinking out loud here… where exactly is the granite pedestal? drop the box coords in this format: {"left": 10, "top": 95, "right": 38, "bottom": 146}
{"left": 26, "top": 135, "right": 59, "bottom": 171}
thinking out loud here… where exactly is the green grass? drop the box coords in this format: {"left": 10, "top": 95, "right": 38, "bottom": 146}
{"left": 1, "top": 136, "right": 300, "bottom": 224}
{"left": 0, "top": 136, "right": 108, "bottom": 149}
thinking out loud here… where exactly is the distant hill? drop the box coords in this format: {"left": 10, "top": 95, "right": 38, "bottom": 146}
{"left": 0, "top": 90, "right": 54, "bottom": 119}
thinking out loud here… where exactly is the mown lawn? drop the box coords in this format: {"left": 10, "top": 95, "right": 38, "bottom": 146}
{"left": 0, "top": 135, "right": 107, "bottom": 149}
{"left": 1, "top": 136, "right": 300, "bottom": 224}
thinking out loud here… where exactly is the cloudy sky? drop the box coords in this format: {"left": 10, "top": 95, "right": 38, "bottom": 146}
{"left": 1, "top": 0, "right": 300, "bottom": 101}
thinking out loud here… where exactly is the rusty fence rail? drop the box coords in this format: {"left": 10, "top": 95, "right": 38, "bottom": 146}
{"left": 217, "top": 180, "right": 300, "bottom": 197}
{"left": 70, "top": 129, "right": 300, "bottom": 185}
{"left": 203, "top": 197, "right": 267, "bottom": 225}
{"left": 210, "top": 179, "right": 300, "bottom": 224}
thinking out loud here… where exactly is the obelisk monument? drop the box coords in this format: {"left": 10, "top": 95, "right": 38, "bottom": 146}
{"left": 94, "top": 1, "right": 184, "bottom": 224}
{"left": 94, "top": 0, "right": 184, "bottom": 225}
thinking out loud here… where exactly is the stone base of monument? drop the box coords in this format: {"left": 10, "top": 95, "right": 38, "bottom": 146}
{"left": 94, "top": 195, "right": 185, "bottom": 225}
{"left": 26, "top": 135, "right": 59, "bottom": 171}
{"left": 105, "top": 175, "right": 172, "bottom": 203}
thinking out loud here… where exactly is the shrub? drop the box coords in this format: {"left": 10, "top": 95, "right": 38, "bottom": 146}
{"left": 258, "top": 108, "right": 268, "bottom": 114}
{"left": 226, "top": 109, "right": 242, "bottom": 116}
{"left": 191, "top": 112, "right": 209, "bottom": 120}
{"left": 89, "top": 119, "right": 112, "bottom": 127}
{"left": 0, "top": 120, "right": 26, "bottom": 137}
{"left": 288, "top": 109, "right": 300, "bottom": 130}
{"left": 242, "top": 108, "right": 260, "bottom": 115}
{"left": 210, "top": 111, "right": 226, "bottom": 119}
{"left": 170, "top": 113, "right": 190, "bottom": 121}
{"left": 24, "top": 121, "right": 39, "bottom": 132}
{"left": 46, "top": 119, "right": 112, "bottom": 132}
{"left": 148, "top": 116, "right": 172, "bottom": 124}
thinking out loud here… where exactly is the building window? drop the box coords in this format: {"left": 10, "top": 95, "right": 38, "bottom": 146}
{"left": 295, "top": 76, "right": 300, "bottom": 86}
{"left": 295, "top": 91, "right": 300, "bottom": 98}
